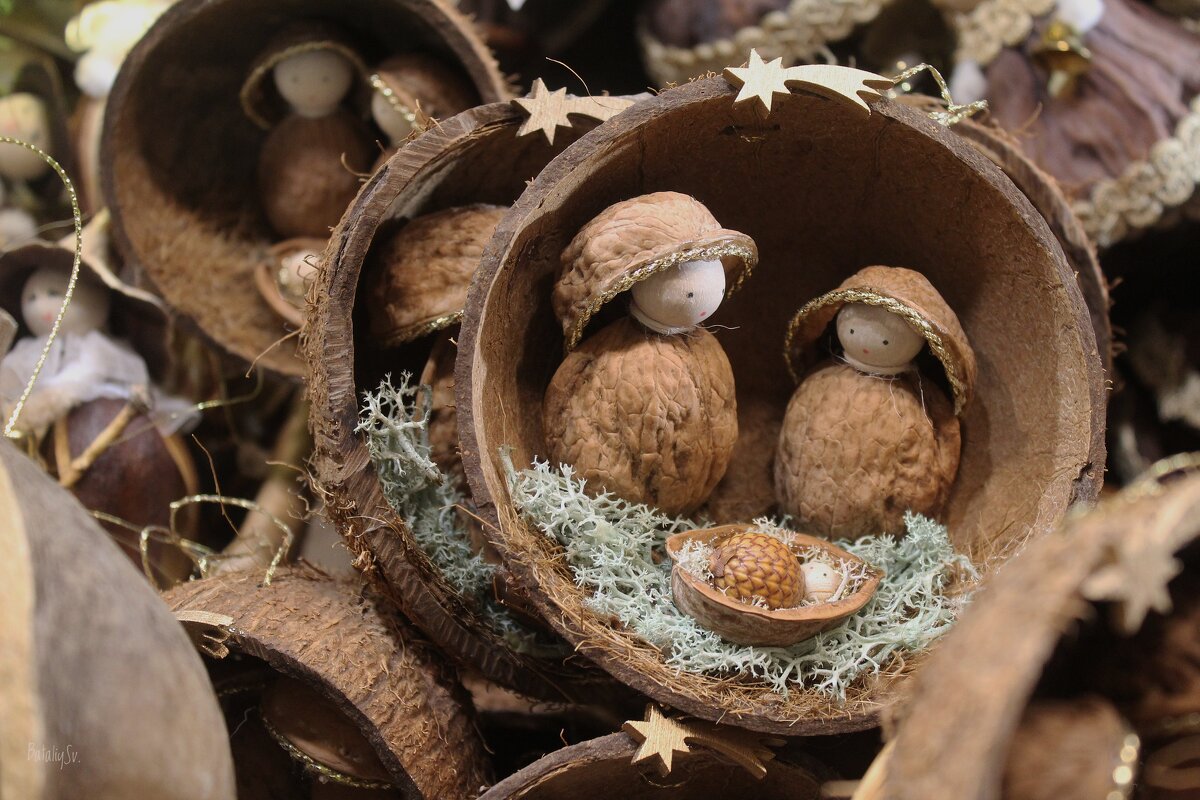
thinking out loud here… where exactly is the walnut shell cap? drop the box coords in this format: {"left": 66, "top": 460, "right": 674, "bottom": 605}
{"left": 666, "top": 524, "right": 883, "bottom": 647}
{"left": 784, "top": 265, "right": 978, "bottom": 414}
{"left": 365, "top": 204, "right": 507, "bottom": 346}
{"left": 240, "top": 23, "right": 370, "bottom": 130}
{"left": 554, "top": 191, "right": 757, "bottom": 351}
{"left": 369, "top": 54, "right": 478, "bottom": 131}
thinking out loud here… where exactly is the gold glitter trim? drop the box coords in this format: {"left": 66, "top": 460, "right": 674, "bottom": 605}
{"left": 950, "top": 0, "right": 1057, "bottom": 67}
{"left": 783, "top": 288, "right": 969, "bottom": 415}
{"left": 564, "top": 241, "right": 757, "bottom": 352}
{"left": 380, "top": 310, "right": 464, "bottom": 347}
{"left": 1073, "top": 95, "right": 1200, "bottom": 248}
{"left": 639, "top": 0, "right": 899, "bottom": 86}
{"left": 240, "top": 41, "right": 369, "bottom": 130}
{"left": 259, "top": 709, "right": 394, "bottom": 791}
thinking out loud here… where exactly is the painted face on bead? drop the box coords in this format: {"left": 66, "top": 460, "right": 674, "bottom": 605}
{"left": 630, "top": 258, "right": 726, "bottom": 334}
{"left": 21, "top": 266, "right": 111, "bottom": 338}
{"left": 273, "top": 49, "right": 354, "bottom": 118}
{"left": 0, "top": 93, "right": 53, "bottom": 182}
{"left": 836, "top": 302, "right": 925, "bottom": 375}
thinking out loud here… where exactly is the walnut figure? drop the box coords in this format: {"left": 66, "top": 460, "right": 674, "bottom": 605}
{"left": 542, "top": 191, "right": 757, "bottom": 516}
{"left": 242, "top": 25, "right": 375, "bottom": 239}
{"left": 774, "top": 266, "right": 976, "bottom": 538}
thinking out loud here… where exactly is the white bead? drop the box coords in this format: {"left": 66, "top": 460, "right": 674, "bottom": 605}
{"left": 21, "top": 267, "right": 110, "bottom": 338}
{"left": 273, "top": 49, "right": 354, "bottom": 119}
{"left": 629, "top": 258, "right": 725, "bottom": 334}
{"left": 1057, "top": 0, "right": 1104, "bottom": 33}
{"left": 836, "top": 302, "right": 925, "bottom": 375}
{"left": 801, "top": 561, "right": 841, "bottom": 603}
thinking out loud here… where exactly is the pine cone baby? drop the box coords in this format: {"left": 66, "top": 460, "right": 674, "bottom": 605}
{"left": 710, "top": 531, "right": 804, "bottom": 610}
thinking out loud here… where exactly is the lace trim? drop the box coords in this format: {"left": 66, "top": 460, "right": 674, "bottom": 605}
{"left": 1073, "top": 95, "right": 1200, "bottom": 247}
{"left": 950, "top": 0, "right": 1057, "bottom": 67}
{"left": 639, "top": 0, "right": 897, "bottom": 86}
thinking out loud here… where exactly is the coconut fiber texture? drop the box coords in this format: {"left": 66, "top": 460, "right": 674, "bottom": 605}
{"left": 164, "top": 564, "right": 490, "bottom": 800}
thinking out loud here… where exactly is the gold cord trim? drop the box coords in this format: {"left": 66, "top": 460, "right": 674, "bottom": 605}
{"left": 259, "top": 710, "right": 394, "bottom": 791}
{"left": 639, "top": 0, "right": 898, "bottom": 86}
{"left": 380, "top": 311, "right": 463, "bottom": 348}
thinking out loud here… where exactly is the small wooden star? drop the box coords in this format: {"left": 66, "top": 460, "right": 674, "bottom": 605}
{"left": 513, "top": 79, "right": 636, "bottom": 145}
{"left": 624, "top": 705, "right": 692, "bottom": 776}
{"left": 1083, "top": 537, "right": 1182, "bottom": 634}
{"left": 622, "top": 705, "right": 781, "bottom": 779}
{"left": 724, "top": 49, "right": 894, "bottom": 116}
{"left": 176, "top": 610, "right": 235, "bottom": 659}
{"left": 724, "top": 50, "right": 792, "bottom": 113}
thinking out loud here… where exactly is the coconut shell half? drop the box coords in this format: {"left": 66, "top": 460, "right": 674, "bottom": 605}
{"left": 165, "top": 565, "right": 490, "bottom": 799}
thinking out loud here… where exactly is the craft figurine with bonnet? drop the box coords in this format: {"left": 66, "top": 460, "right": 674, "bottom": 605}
{"left": 775, "top": 266, "right": 976, "bottom": 538}
{"left": 254, "top": 237, "right": 325, "bottom": 328}
{"left": 0, "top": 231, "right": 200, "bottom": 583}
{"left": 542, "top": 191, "right": 756, "bottom": 516}
{"left": 244, "top": 24, "right": 375, "bottom": 240}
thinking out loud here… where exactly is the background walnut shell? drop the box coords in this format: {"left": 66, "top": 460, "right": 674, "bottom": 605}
{"left": 376, "top": 53, "right": 479, "bottom": 121}
{"left": 366, "top": 204, "right": 507, "bottom": 345}
{"left": 542, "top": 317, "right": 736, "bottom": 516}
{"left": 257, "top": 110, "right": 375, "bottom": 239}
{"left": 774, "top": 362, "right": 960, "bottom": 538}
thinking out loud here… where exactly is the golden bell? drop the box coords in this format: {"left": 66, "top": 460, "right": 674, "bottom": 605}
{"left": 1033, "top": 19, "right": 1094, "bottom": 98}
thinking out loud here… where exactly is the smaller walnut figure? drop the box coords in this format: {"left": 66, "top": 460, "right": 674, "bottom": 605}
{"left": 0, "top": 93, "right": 53, "bottom": 250}
{"left": 243, "top": 25, "right": 375, "bottom": 239}
{"left": 774, "top": 266, "right": 976, "bottom": 538}
{"left": 542, "top": 191, "right": 757, "bottom": 516}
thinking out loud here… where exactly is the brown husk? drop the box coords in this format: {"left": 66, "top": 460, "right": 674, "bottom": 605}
{"left": 457, "top": 77, "right": 1106, "bottom": 734}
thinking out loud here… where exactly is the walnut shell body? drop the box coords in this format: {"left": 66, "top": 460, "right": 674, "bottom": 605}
{"left": 542, "top": 317, "right": 737, "bottom": 516}
{"left": 710, "top": 531, "right": 804, "bottom": 609}
{"left": 774, "top": 362, "right": 960, "bottom": 538}
{"left": 257, "top": 110, "right": 374, "bottom": 238}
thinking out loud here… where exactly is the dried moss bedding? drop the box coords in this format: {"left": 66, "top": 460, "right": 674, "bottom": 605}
{"left": 362, "top": 373, "right": 977, "bottom": 699}
{"left": 507, "top": 460, "right": 978, "bottom": 700}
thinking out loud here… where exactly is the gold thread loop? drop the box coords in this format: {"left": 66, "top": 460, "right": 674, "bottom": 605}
{"left": 1, "top": 137, "right": 83, "bottom": 439}
{"left": 890, "top": 63, "right": 988, "bottom": 127}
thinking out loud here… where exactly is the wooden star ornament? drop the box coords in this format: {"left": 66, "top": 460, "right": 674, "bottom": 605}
{"left": 724, "top": 49, "right": 894, "bottom": 115}
{"left": 622, "top": 705, "right": 783, "bottom": 779}
{"left": 513, "top": 79, "right": 637, "bottom": 145}
{"left": 1082, "top": 536, "right": 1182, "bottom": 634}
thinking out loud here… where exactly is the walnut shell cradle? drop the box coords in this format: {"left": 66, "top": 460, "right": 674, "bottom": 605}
{"left": 102, "top": 0, "right": 509, "bottom": 377}
{"left": 667, "top": 525, "right": 883, "bottom": 646}
{"left": 457, "top": 75, "right": 1106, "bottom": 735}
{"left": 165, "top": 564, "right": 489, "bottom": 800}
{"left": 881, "top": 461, "right": 1200, "bottom": 800}
{"left": 0, "top": 440, "right": 234, "bottom": 800}
{"left": 304, "top": 100, "right": 632, "bottom": 702}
